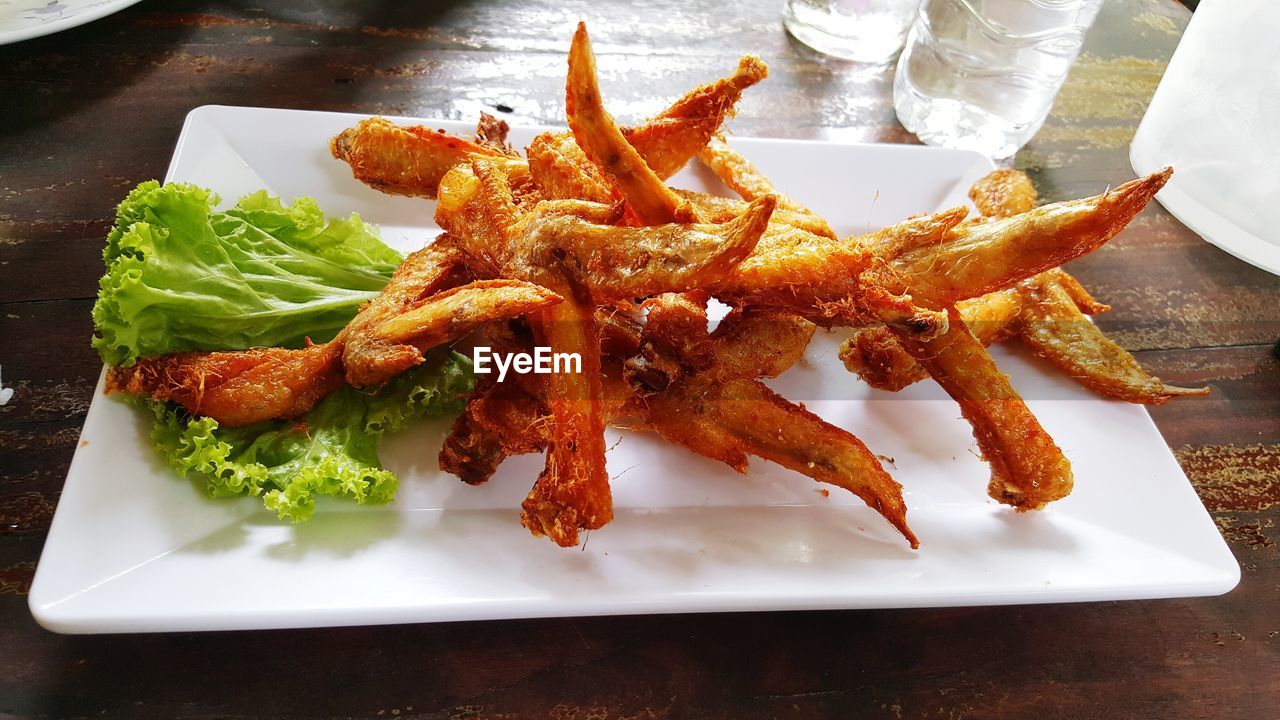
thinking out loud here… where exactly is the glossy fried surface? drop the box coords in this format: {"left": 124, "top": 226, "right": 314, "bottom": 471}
{"left": 626, "top": 294, "right": 916, "bottom": 546}
{"left": 840, "top": 290, "right": 1021, "bottom": 391}
{"left": 711, "top": 221, "right": 948, "bottom": 335}
{"left": 513, "top": 196, "right": 775, "bottom": 301}
{"left": 969, "top": 167, "right": 1038, "bottom": 218}
{"left": 884, "top": 169, "right": 1172, "bottom": 305}
{"left": 337, "top": 238, "right": 559, "bottom": 388}
{"left": 473, "top": 112, "right": 517, "bottom": 155}
{"left": 330, "top": 116, "right": 506, "bottom": 199}
{"left": 339, "top": 241, "right": 465, "bottom": 387}
{"left": 677, "top": 189, "right": 837, "bottom": 240}
{"left": 108, "top": 343, "right": 344, "bottom": 428}
{"left": 896, "top": 306, "right": 1074, "bottom": 510}
{"left": 1017, "top": 273, "right": 1209, "bottom": 403}
{"left": 440, "top": 372, "right": 550, "bottom": 486}
{"left": 112, "top": 239, "right": 560, "bottom": 422}
{"left": 520, "top": 287, "right": 613, "bottom": 547}
{"left": 848, "top": 169, "right": 1205, "bottom": 405}
{"left": 525, "top": 131, "right": 618, "bottom": 204}
{"left": 305, "top": 26, "right": 1193, "bottom": 548}
{"left": 624, "top": 55, "right": 767, "bottom": 180}
{"left": 566, "top": 23, "right": 698, "bottom": 225}
{"left": 709, "top": 307, "right": 815, "bottom": 380}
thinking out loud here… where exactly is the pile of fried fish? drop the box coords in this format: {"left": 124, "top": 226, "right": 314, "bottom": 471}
{"left": 114, "top": 25, "right": 1204, "bottom": 549}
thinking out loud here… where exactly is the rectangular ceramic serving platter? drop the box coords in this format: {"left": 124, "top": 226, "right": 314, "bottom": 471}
{"left": 29, "top": 105, "right": 1239, "bottom": 633}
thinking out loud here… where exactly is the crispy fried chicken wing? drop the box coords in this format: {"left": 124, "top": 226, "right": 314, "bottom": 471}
{"left": 513, "top": 195, "right": 775, "bottom": 301}
{"left": 710, "top": 222, "right": 947, "bottom": 335}
{"left": 565, "top": 23, "right": 699, "bottom": 225}
{"left": 108, "top": 343, "right": 344, "bottom": 428}
{"left": 440, "top": 373, "right": 551, "bottom": 486}
{"left": 677, "top": 189, "right": 837, "bottom": 240}
{"left": 840, "top": 289, "right": 1021, "bottom": 391}
{"left": 896, "top": 306, "right": 1074, "bottom": 510}
{"left": 969, "top": 167, "right": 1038, "bottom": 218}
{"left": 846, "top": 169, "right": 1204, "bottom": 405}
{"left": 473, "top": 112, "right": 517, "bottom": 156}
{"left": 625, "top": 293, "right": 916, "bottom": 546}
{"left": 520, "top": 288, "right": 613, "bottom": 547}
{"left": 644, "top": 376, "right": 918, "bottom": 547}
{"left": 880, "top": 170, "right": 1172, "bottom": 305}
{"left": 625, "top": 55, "right": 768, "bottom": 179}
{"left": 330, "top": 117, "right": 508, "bottom": 199}
{"left": 340, "top": 240, "right": 560, "bottom": 388}
{"left": 525, "top": 131, "right": 619, "bottom": 204}
{"left": 1016, "top": 273, "right": 1208, "bottom": 403}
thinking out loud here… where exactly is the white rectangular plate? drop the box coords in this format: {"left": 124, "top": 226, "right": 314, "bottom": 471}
{"left": 30, "top": 105, "right": 1238, "bottom": 633}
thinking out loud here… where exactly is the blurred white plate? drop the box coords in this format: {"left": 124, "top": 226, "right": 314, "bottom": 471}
{"left": 0, "top": 0, "right": 143, "bottom": 45}
{"left": 29, "top": 105, "right": 1238, "bottom": 633}
{"left": 1130, "top": 0, "right": 1280, "bottom": 275}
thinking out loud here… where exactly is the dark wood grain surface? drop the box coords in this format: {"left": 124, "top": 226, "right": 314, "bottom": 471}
{"left": 2, "top": 0, "right": 1278, "bottom": 717}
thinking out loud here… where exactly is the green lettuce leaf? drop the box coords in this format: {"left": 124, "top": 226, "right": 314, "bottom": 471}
{"left": 93, "top": 181, "right": 402, "bottom": 366}
{"left": 143, "top": 351, "right": 473, "bottom": 522}
{"left": 96, "top": 181, "right": 477, "bottom": 521}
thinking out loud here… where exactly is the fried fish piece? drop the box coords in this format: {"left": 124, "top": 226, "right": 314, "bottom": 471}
{"left": 108, "top": 343, "right": 344, "bottom": 428}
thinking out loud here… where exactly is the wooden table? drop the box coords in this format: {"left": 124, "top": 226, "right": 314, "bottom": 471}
{"left": 2, "top": 1, "right": 1277, "bottom": 717}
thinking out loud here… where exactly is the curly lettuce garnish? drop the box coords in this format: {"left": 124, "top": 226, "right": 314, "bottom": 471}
{"left": 98, "top": 181, "right": 475, "bottom": 521}
{"left": 94, "top": 181, "right": 402, "bottom": 366}
{"left": 142, "top": 352, "right": 472, "bottom": 521}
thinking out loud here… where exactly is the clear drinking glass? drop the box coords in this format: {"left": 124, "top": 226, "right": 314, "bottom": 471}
{"left": 893, "top": 0, "right": 1105, "bottom": 158}
{"left": 783, "top": 0, "right": 923, "bottom": 64}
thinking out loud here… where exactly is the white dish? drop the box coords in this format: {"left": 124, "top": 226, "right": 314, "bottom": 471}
{"left": 0, "top": 0, "right": 143, "bottom": 45}
{"left": 30, "top": 105, "right": 1238, "bottom": 633}
{"left": 1130, "top": 0, "right": 1280, "bottom": 276}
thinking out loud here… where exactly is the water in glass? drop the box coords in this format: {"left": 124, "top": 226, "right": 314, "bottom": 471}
{"left": 893, "top": 0, "right": 1105, "bottom": 158}
{"left": 784, "top": 0, "right": 923, "bottom": 64}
